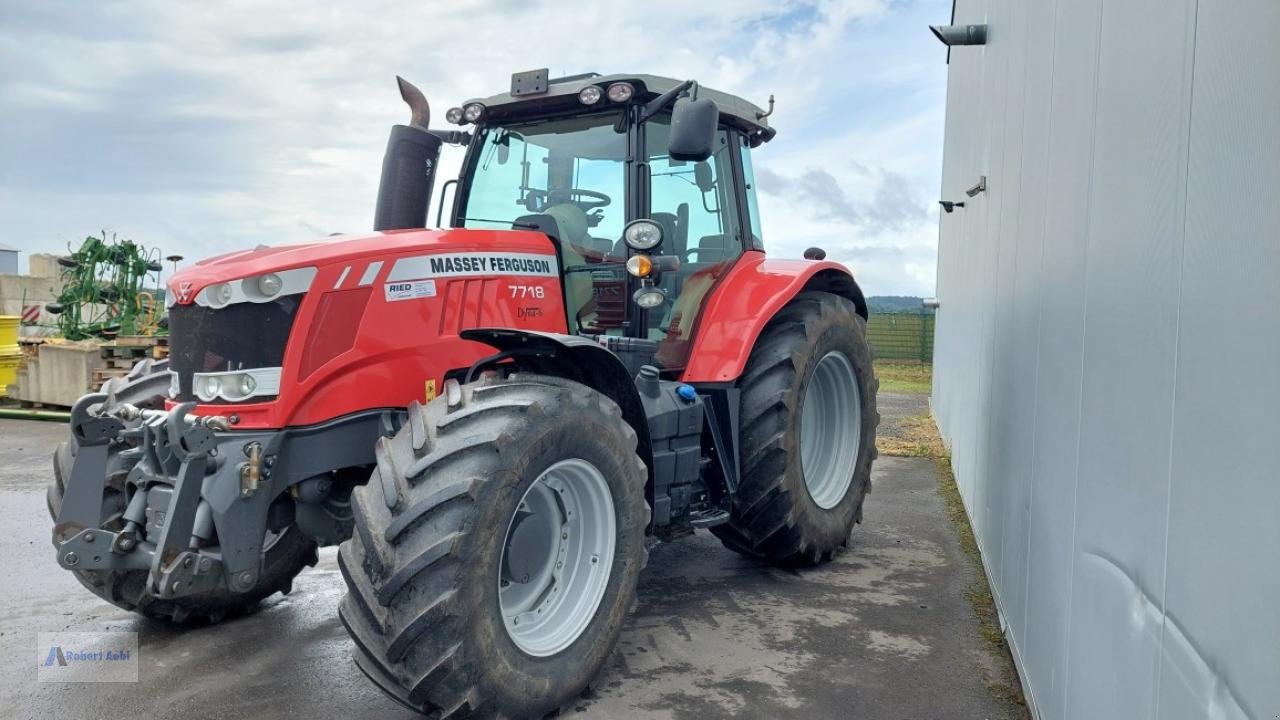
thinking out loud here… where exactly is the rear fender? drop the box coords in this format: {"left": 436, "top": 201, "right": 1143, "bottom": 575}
{"left": 679, "top": 252, "right": 868, "bottom": 383}
{"left": 459, "top": 329, "right": 653, "bottom": 480}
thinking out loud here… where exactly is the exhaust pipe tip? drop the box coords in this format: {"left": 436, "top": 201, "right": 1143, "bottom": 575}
{"left": 396, "top": 76, "right": 431, "bottom": 130}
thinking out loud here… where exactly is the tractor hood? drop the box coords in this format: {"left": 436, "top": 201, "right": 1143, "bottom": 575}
{"left": 167, "top": 228, "right": 556, "bottom": 305}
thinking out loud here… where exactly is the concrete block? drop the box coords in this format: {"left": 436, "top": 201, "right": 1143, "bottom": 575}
{"left": 27, "top": 254, "right": 62, "bottom": 279}
{"left": 0, "top": 274, "right": 64, "bottom": 317}
{"left": 12, "top": 342, "right": 102, "bottom": 407}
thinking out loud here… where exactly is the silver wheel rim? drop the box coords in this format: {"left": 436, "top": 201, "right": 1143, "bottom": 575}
{"left": 800, "top": 351, "right": 862, "bottom": 510}
{"left": 499, "top": 458, "right": 616, "bottom": 657}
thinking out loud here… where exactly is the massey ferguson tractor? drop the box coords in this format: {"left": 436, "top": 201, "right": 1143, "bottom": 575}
{"left": 48, "top": 70, "right": 878, "bottom": 717}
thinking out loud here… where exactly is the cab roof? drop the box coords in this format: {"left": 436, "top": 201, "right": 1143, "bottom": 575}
{"left": 463, "top": 72, "right": 775, "bottom": 144}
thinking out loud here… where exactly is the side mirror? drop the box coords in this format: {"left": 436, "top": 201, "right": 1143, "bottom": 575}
{"left": 694, "top": 162, "right": 714, "bottom": 192}
{"left": 668, "top": 96, "right": 719, "bottom": 162}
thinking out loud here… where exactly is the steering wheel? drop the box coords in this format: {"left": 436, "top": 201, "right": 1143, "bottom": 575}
{"left": 525, "top": 188, "right": 612, "bottom": 213}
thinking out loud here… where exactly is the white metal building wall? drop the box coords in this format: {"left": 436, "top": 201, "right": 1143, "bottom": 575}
{"left": 931, "top": 1, "right": 1278, "bottom": 718}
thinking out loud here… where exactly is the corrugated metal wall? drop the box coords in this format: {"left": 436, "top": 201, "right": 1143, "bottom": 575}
{"left": 931, "top": 1, "right": 1279, "bottom": 718}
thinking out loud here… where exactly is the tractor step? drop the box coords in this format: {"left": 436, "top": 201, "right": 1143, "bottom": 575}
{"left": 688, "top": 507, "right": 730, "bottom": 529}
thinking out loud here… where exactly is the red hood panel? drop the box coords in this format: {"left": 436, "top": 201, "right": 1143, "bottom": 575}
{"left": 169, "top": 228, "right": 554, "bottom": 302}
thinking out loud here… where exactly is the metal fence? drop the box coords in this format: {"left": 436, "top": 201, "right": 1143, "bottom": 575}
{"left": 866, "top": 312, "right": 935, "bottom": 363}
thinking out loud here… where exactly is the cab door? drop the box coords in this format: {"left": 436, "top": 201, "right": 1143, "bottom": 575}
{"left": 643, "top": 120, "right": 755, "bottom": 373}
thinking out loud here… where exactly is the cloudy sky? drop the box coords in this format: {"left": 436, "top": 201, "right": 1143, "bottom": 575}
{"left": 0, "top": 0, "right": 950, "bottom": 296}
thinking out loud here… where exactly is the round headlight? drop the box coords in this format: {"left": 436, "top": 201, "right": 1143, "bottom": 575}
{"left": 237, "top": 373, "right": 257, "bottom": 397}
{"left": 462, "top": 103, "right": 485, "bottom": 123}
{"left": 256, "top": 273, "right": 282, "bottom": 297}
{"left": 578, "top": 86, "right": 603, "bottom": 105}
{"left": 445, "top": 106, "right": 464, "bottom": 124}
{"left": 625, "top": 255, "right": 653, "bottom": 278}
{"left": 211, "top": 283, "right": 234, "bottom": 306}
{"left": 607, "top": 82, "right": 634, "bottom": 103}
{"left": 198, "top": 376, "right": 222, "bottom": 400}
{"left": 623, "top": 219, "right": 663, "bottom": 250}
{"left": 633, "top": 286, "right": 666, "bottom": 309}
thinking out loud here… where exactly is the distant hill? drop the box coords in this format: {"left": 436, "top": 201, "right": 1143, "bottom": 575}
{"left": 867, "top": 296, "right": 932, "bottom": 314}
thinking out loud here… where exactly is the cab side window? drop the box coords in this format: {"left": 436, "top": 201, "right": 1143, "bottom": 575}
{"left": 739, "top": 135, "right": 764, "bottom": 249}
{"left": 647, "top": 125, "right": 743, "bottom": 265}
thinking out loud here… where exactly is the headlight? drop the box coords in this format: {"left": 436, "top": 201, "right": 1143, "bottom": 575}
{"left": 189, "top": 368, "right": 280, "bottom": 403}
{"left": 256, "top": 273, "right": 282, "bottom": 297}
{"left": 625, "top": 255, "right": 653, "bottom": 278}
{"left": 168, "top": 372, "right": 180, "bottom": 398}
{"left": 633, "top": 286, "right": 666, "bottom": 309}
{"left": 578, "top": 86, "right": 602, "bottom": 105}
{"left": 196, "top": 376, "right": 222, "bottom": 402}
{"left": 445, "top": 106, "right": 464, "bottom": 124}
{"left": 623, "top": 219, "right": 663, "bottom": 250}
{"left": 463, "top": 103, "right": 485, "bottom": 123}
{"left": 607, "top": 82, "right": 634, "bottom": 103}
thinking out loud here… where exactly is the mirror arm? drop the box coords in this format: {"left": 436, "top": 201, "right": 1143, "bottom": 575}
{"left": 640, "top": 80, "right": 695, "bottom": 123}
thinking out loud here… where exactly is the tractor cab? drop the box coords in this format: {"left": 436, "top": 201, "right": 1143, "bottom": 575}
{"left": 433, "top": 71, "right": 774, "bottom": 372}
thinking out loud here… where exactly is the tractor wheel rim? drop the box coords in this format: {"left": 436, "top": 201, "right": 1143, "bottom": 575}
{"left": 499, "top": 458, "right": 616, "bottom": 657}
{"left": 800, "top": 351, "right": 862, "bottom": 510}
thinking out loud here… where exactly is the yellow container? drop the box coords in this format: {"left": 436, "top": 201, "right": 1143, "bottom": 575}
{"left": 0, "top": 353, "right": 20, "bottom": 397}
{"left": 0, "top": 315, "right": 17, "bottom": 356}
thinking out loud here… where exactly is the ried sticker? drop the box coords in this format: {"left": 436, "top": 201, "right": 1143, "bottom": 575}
{"left": 384, "top": 279, "right": 437, "bottom": 302}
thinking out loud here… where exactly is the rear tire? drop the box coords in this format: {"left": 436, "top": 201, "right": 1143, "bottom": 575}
{"left": 338, "top": 374, "right": 648, "bottom": 718}
{"left": 712, "top": 291, "right": 878, "bottom": 565}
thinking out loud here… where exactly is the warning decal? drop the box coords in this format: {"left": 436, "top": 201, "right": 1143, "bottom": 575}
{"left": 384, "top": 279, "right": 437, "bottom": 302}
{"left": 387, "top": 252, "right": 558, "bottom": 282}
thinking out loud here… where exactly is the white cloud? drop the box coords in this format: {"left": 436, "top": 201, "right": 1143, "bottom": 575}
{"left": 0, "top": 0, "right": 949, "bottom": 294}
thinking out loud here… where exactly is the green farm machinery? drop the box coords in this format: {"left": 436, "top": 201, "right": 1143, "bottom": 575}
{"left": 46, "top": 233, "right": 165, "bottom": 340}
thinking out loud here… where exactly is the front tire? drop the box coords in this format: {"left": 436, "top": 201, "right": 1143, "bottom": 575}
{"left": 339, "top": 374, "right": 648, "bottom": 718}
{"left": 712, "top": 291, "right": 879, "bottom": 565}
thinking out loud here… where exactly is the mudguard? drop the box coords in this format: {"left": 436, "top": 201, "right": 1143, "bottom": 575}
{"left": 460, "top": 328, "right": 653, "bottom": 477}
{"left": 679, "top": 251, "right": 868, "bottom": 383}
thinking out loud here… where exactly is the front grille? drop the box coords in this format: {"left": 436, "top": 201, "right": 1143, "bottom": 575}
{"left": 167, "top": 294, "right": 303, "bottom": 402}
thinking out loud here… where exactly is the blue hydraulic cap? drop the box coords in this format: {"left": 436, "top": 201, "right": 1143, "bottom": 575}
{"left": 676, "top": 384, "right": 698, "bottom": 402}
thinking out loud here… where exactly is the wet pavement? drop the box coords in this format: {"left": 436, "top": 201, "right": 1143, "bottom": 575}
{"left": 0, "top": 394, "right": 1023, "bottom": 719}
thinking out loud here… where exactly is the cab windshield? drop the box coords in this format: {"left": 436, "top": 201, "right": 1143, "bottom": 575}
{"left": 460, "top": 113, "right": 629, "bottom": 333}
{"left": 462, "top": 114, "right": 626, "bottom": 253}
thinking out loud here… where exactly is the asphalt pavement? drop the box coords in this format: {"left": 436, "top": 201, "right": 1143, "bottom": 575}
{"left": 0, "top": 394, "right": 1024, "bottom": 720}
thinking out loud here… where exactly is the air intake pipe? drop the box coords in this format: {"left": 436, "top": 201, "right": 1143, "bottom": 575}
{"left": 373, "top": 76, "right": 443, "bottom": 231}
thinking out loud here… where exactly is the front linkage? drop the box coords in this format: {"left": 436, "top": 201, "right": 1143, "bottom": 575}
{"left": 53, "top": 396, "right": 277, "bottom": 600}
{"left": 50, "top": 386, "right": 390, "bottom": 614}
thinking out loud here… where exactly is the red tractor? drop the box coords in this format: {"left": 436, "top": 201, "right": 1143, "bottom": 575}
{"left": 49, "top": 70, "right": 878, "bottom": 717}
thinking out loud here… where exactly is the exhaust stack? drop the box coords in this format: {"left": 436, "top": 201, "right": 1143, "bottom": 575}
{"left": 373, "top": 76, "right": 443, "bottom": 232}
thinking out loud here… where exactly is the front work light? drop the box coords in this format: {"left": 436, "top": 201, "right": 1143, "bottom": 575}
{"left": 623, "top": 219, "right": 663, "bottom": 250}
{"left": 257, "top": 273, "right": 283, "bottom": 297}
{"left": 445, "top": 107, "right": 465, "bottom": 124}
{"left": 607, "top": 82, "right": 634, "bottom": 103}
{"left": 463, "top": 103, "right": 485, "bottom": 123}
{"left": 633, "top": 285, "right": 666, "bottom": 309}
{"left": 578, "top": 86, "right": 602, "bottom": 105}
{"left": 211, "top": 283, "right": 234, "bottom": 307}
